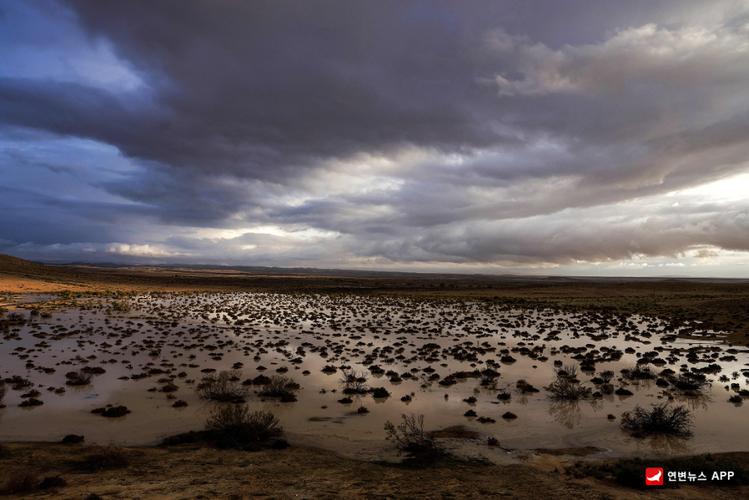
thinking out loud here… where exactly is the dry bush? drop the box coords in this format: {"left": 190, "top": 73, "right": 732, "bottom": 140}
{"left": 257, "top": 376, "right": 299, "bottom": 401}
{"left": 340, "top": 369, "right": 369, "bottom": 395}
{"left": 65, "top": 369, "right": 93, "bottom": 387}
{"left": 621, "top": 404, "right": 693, "bottom": 438}
{"left": 197, "top": 370, "right": 248, "bottom": 403}
{"left": 205, "top": 405, "right": 282, "bottom": 449}
{"left": 546, "top": 364, "right": 592, "bottom": 401}
{"left": 384, "top": 413, "right": 443, "bottom": 462}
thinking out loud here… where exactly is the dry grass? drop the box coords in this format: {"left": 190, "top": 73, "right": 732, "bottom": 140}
{"left": 620, "top": 404, "right": 693, "bottom": 438}
{"left": 196, "top": 371, "right": 249, "bottom": 403}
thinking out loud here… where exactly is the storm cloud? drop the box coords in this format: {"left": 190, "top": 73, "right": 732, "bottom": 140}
{"left": 1, "top": 0, "right": 749, "bottom": 275}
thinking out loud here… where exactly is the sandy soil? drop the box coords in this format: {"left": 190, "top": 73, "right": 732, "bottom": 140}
{"left": 1, "top": 442, "right": 747, "bottom": 499}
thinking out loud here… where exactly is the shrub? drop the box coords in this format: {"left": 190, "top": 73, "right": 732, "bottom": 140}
{"left": 197, "top": 371, "right": 249, "bottom": 403}
{"left": 671, "top": 373, "right": 708, "bottom": 394}
{"left": 622, "top": 365, "right": 655, "bottom": 381}
{"left": 5, "top": 312, "right": 25, "bottom": 324}
{"left": 384, "top": 414, "right": 442, "bottom": 462}
{"left": 0, "top": 382, "right": 5, "bottom": 407}
{"left": 371, "top": 386, "right": 390, "bottom": 398}
{"left": 109, "top": 301, "right": 131, "bottom": 313}
{"left": 340, "top": 369, "right": 369, "bottom": 395}
{"left": 65, "top": 370, "right": 93, "bottom": 386}
{"left": 620, "top": 404, "right": 693, "bottom": 438}
{"left": 546, "top": 365, "right": 592, "bottom": 401}
{"left": 258, "top": 376, "right": 299, "bottom": 402}
{"left": 205, "top": 405, "right": 283, "bottom": 450}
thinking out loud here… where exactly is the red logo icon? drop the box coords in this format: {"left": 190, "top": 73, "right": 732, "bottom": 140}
{"left": 645, "top": 467, "right": 664, "bottom": 486}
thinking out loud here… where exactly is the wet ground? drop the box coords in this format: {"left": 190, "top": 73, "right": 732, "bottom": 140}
{"left": 1, "top": 292, "right": 748, "bottom": 462}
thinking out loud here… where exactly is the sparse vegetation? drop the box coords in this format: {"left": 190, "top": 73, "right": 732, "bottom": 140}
{"left": 110, "top": 300, "right": 131, "bottom": 313}
{"left": 384, "top": 414, "right": 443, "bottom": 463}
{"left": 546, "top": 364, "right": 592, "bottom": 401}
{"left": 340, "top": 369, "right": 369, "bottom": 395}
{"left": 197, "top": 370, "right": 249, "bottom": 403}
{"left": 205, "top": 405, "right": 283, "bottom": 450}
{"left": 65, "top": 369, "right": 93, "bottom": 387}
{"left": 620, "top": 403, "right": 693, "bottom": 438}
{"left": 258, "top": 375, "right": 299, "bottom": 402}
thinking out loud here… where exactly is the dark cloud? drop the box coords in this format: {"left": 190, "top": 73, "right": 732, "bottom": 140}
{"left": 0, "top": 0, "right": 748, "bottom": 274}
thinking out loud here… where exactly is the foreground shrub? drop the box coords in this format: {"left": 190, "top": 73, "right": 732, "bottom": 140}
{"left": 620, "top": 404, "right": 693, "bottom": 438}
{"left": 205, "top": 405, "right": 283, "bottom": 450}
{"left": 384, "top": 414, "right": 443, "bottom": 463}
{"left": 197, "top": 371, "right": 249, "bottom": 403}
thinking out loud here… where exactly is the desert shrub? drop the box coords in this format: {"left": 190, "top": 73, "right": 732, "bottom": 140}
{"left": 109, "top": 301, "right": 131, "bottom": 313}
{"left": 205, "top": 405, "right": 283, "bottom": 450}
{"left": 72, "top": 447, "right": 130, "bottom": 472}
{"left": 556, "top": 363, "right": 578, "bottom": 380}
{"left": 258, "top": 376, "right": 299, "bottom": 402}
{"left": 65, "top": 370, "right": 93, "bottom": 386}
{"left": 340, "top": 369, "right": 368, "bottom": 395}
{"left": 197, "top": 371, "right": 248, "bottom": 403}
{"left": 4, "top": 376, "right": 31, "bottom": 391}
{"left": 622, "top": 365, "right": 655, "bottom": 380}
{"left": 0, "top": 470, "right": 39, "bottom": 495}
{"left": 5, "top": 312, "right": 25, "bottom": 324}
{"left": 546, "top": 365, "right": 592, "bottom": 401}
{"left": 384, "top": 414, "right": 443, "bottom": 463}
{"left": 671, "top": 373, "right": 708, "bottom": 394}
{"left": 371, "top": 386, "right": 390, "bottom": 398}
{"left": 620, "top": 404, "right": 693, "bottom": 438}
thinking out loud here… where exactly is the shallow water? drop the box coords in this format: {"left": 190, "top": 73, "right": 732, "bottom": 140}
{"left": 1, "top": 293, "right": 748, "bottom": 461}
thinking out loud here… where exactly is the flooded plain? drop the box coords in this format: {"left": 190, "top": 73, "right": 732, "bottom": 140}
{"left": 1, "top": 292, "right": 748, "bottom": 461}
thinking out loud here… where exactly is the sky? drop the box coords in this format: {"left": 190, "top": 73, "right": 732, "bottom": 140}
{"left": 1, "top": 0, "right": 749, "bottom": 277}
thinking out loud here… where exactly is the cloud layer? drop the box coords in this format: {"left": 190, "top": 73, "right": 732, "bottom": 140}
{"left": 1, "top": 0, "right": 749, "bottom": 275}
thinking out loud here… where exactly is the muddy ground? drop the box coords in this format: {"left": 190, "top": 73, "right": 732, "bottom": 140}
{"left": 1, "top": 442, "right": 748, "bottom": 499}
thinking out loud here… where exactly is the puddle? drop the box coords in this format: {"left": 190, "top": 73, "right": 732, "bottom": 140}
{"left": 1, "top": 293, "right": 748, "bottom": 462}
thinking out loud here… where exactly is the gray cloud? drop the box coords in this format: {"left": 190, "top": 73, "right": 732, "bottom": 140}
{"left": 1, "top": 0, "right": 749, "bottom": 274}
